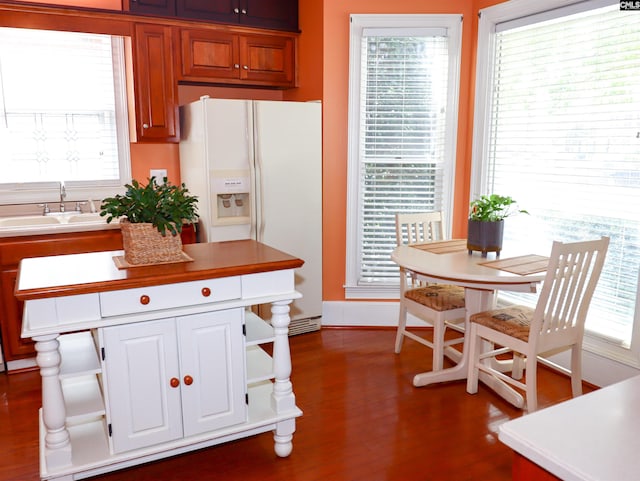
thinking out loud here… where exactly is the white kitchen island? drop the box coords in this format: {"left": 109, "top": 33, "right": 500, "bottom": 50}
{"left": 16, "top": 240, "right": 304, "bottom": 481}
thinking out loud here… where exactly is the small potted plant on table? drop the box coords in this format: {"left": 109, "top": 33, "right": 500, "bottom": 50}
{"left": 100, "top": 177, "right": 199, "bottom": 266}
{"left": 467, "top": 194, "right": 527, "bottom": 257}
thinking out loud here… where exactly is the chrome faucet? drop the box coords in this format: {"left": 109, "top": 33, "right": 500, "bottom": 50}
{"left": 59, "top": 181, "right": 66, "bottom": 212}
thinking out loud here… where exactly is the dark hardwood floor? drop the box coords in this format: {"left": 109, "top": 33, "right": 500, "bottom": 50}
{"left": 0, "top": 328, "right": 594, "bottom": 481}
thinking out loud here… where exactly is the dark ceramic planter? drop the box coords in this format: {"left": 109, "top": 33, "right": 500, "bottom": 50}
{"left": 467, "top": 219, "right": 504, "bottom": 257}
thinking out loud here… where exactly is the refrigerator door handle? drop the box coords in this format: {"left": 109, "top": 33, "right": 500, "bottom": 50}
{"left": 252, "top": 103, "right": 265, "bottom": 242}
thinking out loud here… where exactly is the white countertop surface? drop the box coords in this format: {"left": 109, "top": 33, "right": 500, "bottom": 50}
{"left": 499, "top": 374, "right": 640, "bottom": 481}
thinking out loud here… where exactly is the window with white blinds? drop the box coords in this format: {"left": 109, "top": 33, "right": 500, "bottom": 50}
{"left": 473, "top": 0, "right": 640, "bottom": 360}
{"left": 0, "top": 27, "right": 131, "bottom": 204}
{"left": 346, "top": 15, "right": 462, "bottom": 297}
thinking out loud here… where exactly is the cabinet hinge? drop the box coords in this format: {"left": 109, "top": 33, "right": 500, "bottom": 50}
{"left": 101, "top": 347, "right": 106, "bottom": 361}
{"left": 108, "top": 423, "right": 112, "bottom": 437}
{"left": 245, "top": 392, "right": 249, "bottom": 405}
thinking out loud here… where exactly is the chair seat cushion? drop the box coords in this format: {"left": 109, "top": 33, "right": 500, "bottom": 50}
{"left": 404, "top": 284, "right": 465, "bottom": 311}
{"left": 470, "top": 305, "right": 534, "bottom": 342}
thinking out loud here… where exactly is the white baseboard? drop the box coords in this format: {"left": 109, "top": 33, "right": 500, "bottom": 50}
{"left": 548, "top": 349, "right": 640, "bottom": 388}
{"left": 321, "top": 300, "right": 425, "bottom": 328}
{"left": 321, "top": 300, "right": 640, "bottom": 388}
{"left": 6, "top": 357, "right": 37, "bottom": 372}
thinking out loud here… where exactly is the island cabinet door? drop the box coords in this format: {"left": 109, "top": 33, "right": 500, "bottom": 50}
{"left": 177, "top": 309, "right": 247, "bottom": 437}
{"left": 101, "top": 318, "right": 183, "bottom": 454}
{"left": 100, "top": 308, "right": 247, "bottom": 453}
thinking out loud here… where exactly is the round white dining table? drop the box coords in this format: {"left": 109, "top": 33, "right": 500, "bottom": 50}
{"left": 391, "top": 240, "right": 548, "bottom": 408}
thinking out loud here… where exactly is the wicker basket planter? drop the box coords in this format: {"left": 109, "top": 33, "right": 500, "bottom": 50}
{"left": 120, "top": 220, "right": 184, "bottom": 265}
{"left": 101, "top": 178, "right": 199, "bottom": 266}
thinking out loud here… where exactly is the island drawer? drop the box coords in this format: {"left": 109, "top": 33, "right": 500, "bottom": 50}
{"left": 99, "top": 277, "right": 242, "bottom": 317}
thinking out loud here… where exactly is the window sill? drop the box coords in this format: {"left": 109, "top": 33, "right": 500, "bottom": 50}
{"left": 344, "top": 284, "right": 400, "bottom": 300}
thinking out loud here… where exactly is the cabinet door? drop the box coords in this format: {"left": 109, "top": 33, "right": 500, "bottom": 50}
{"left": 128, "top": 0, "right": 176, "bottom": 17}
{"left": 102, "top": 318, "right": 183, "bottom": 453}
{"left": 178, "top": 309, "right": 246, "bottom": 436}
{"left": 239, "top": 33, "right": 296, "bottom": 87}
{"left": 0, "top": 269, "right": 35, "bottom": 360}
{"left": 176, "top": 0, "right": 238, "bottom": 24}
{"left": 132, "top": 23, "right": 179, "bottom": 142}
{"left": 241, "top": 0, "right": 298, "bottom": 31}
{"left": 179, "top": 28, "right": 240, "bottom": 82}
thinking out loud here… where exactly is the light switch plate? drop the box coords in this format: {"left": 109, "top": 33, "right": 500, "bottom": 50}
{"left": 150, "top": 169, "right": 167, "bottom": 184}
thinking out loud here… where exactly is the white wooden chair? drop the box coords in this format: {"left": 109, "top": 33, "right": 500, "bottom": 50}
{"left": 395, "top": 212, "right": 466, "bottom": 371}
{"left": 466, "top": 236, "right": 609, "bottom": 412}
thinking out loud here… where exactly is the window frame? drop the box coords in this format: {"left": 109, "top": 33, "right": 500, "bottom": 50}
{"left": 471, "top": 0, "right": 640, "bottom": 368}
{"left": 345, "top": 13, "right": 463, "bottom": 299}
{"left": 0, "top": 27, "right": 131, "bottom": 207}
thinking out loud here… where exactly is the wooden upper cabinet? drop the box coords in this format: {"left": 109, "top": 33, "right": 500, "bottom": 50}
{"left": 241, "top": 0, "right": 298, "bottom": 31}
{"left": 179, "top": 27, "right": 296, "bottom": 88}
{"left": 179, "top": 28, "right": 240, "bottom": 82}
{"left": 131, "top": 23, "right": 179, "bottom": 142}
{"left": 128, "top": 0, "right": 176, "bottom": 17}
{"left": 175, "top": 0, "right": 298, "bottom": 32}
{"left": 240, "top": 33, "right": 295, "bottom": 86}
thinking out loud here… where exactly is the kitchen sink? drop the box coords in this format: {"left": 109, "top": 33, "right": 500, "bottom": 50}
{"left": 0, "top": 212, "right": 108, "bottom": 228}
{"left": 0, "top": 216, "right": 62, "bottom": 227}
{"left": 64, "top": 213, "right": 105, "bottom": 223}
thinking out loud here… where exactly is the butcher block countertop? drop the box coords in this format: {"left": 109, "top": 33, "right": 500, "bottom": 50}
{"left": 15, "top": 239, "right": 304, "bottom": 301}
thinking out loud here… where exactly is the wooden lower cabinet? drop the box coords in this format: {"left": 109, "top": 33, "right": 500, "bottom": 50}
{"left": 0, "top": 225, "right": 196, "bottom": 369}
{"left": 0, "top": 229, "right": 122, "bottom": 367}
{"left": 100, "top": 310, "right": 246, "bottom": 453}
{"left": 179, "top": 27, "right": 296, "bottom": 88}
{"left": 0, "top": 269, "right": 34, "bottom": 360}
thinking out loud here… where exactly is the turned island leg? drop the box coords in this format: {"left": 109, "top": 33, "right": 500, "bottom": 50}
{"left": 34, "top": 334, "right": 72, "bottom": 470}
{"left": 270, "top": 300, "right": 296, "bottom": 457}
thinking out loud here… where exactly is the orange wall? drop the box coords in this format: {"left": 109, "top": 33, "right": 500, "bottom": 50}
{"left": 285, "top": 0, "right": 323, "bottom": 102}
{"left": 320, "top": 0, "right": 500, "bottom": 301}
{"left": 14, "top": 0, "right": 512, "bottom": 305}
{"left": 125, "top": 0, "right": 508, "bottom": 303}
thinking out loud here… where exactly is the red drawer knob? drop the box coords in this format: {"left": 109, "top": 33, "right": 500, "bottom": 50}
{"left": 201, "top": 287, "right": 211, "bottom": 297}
{"left": 184, "top": 375, "right": 193, "bottom": 386}
{"left": 140, "top": 295, "right": 150, "bottom": 305}
{"left": 170, "top": 377, "right": 180, "bottom": 388}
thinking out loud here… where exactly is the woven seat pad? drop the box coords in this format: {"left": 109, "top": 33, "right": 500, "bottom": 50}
{"left": 404, "top": 284, "right": 465, "bottom": 311}
{"left": 470, "top": 305, "right": 534, "bottom": 342}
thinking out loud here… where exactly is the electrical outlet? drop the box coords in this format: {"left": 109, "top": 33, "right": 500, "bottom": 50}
{"left": 150, "top": 169, "right": 167, "bottom": 184}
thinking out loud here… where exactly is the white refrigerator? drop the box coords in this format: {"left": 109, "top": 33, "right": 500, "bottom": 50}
{"left": 179, "top": 97, "right": 322, "bottom": 333}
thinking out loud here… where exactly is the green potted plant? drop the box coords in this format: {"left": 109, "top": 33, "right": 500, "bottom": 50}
{"left": 100, "top": 177, "right": 199, "bottom": 265}
{"left": 467, "top": 194, "right": 527, "bottom": 256}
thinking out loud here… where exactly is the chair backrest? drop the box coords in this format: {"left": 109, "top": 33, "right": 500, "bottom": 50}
{"left": 532, "top": 236, "right": 609, "bottom": 351}
{"left": 395, "top": 212, "right": 446, "bottom": 246}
